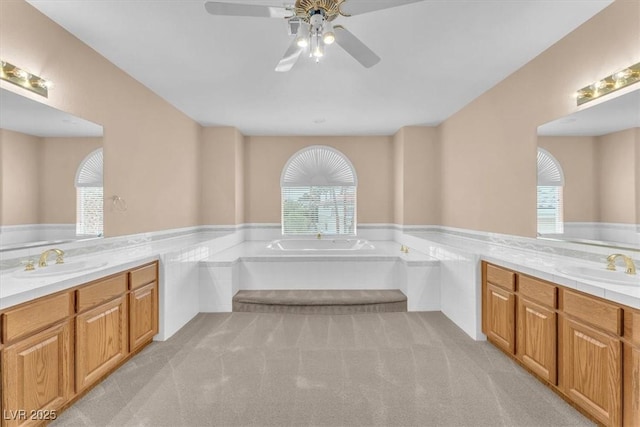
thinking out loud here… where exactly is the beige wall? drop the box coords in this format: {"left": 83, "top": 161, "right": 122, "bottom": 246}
{"left": 200, "top": 127, "right": 244, "bottom": 225}
{"left": 0, "top": 129, "right": 102, "bottom": 226}
{"left": 540, "top": 129, "right": 639, "bottom": 225}
{"left": 243, "top": 136, "right": 394, "bottom": 224}
{"left": 1, "top": 0, "right": 201, "bottom": 237}
{"left": 439, "top": 0, "right": 640, "bottom": 237}
{"left": 0, "top": 129, "right": 40, "bottom": 225}
{"left": 3, "top": 1, "right": 638, "bottom": 238}
{"left": 596, "top": 128, "right": 637, "bottom": 224}
{"left": 538, "top": 136, "right": 598, "bottom": 222}
{"left": 393, "top": 127, "right": 440, "bottom": 225}
{"left": 39, "top": 137, "right": 103, "bottom": 224}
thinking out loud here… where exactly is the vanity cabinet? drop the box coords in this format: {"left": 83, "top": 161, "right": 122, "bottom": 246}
{"left": 128, "top": 263, "right": 158, "bottom": 352}
{"left": 517, "top": 275, "right": 557, "bottom": 384}
{"left": 0, "top": 261, "right": 158, "bottom": 427}
{"left": 75, "top": 295, "right": 128, "bottom": 391}
{"left": 75, "top": 273, "right": 129, "bottom": 392}
{"left": 561, "top": 289, "right": 623, "bottom": 426}
{"left": 481, "top": 261, "right": 634, "bottom": 427}
{"left": 561, "top": 316, "right": 621, "bottom": 426}
{"left": 623, "top": 310, "right": 640, "bottom": 427}
{"left": 483, "top": 263, "right": 516, "bottom": 354}
{"left": 1, "top": 292, "right": 73, "bottom": 427}
{"left": 2, "top": 321, "right": 73, "bottom": 427}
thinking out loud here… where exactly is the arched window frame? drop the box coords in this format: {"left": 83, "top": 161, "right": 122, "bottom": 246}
{"left": 537, "top": 148, "right": 565, "bottom": 235}
{"left": 280, "top": 145, "right": 357, "bottom": 236}
{"left": 75, "top": 148, "right": 103, "bottom": 236}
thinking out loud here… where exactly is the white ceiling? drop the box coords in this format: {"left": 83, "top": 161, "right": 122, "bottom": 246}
{"left": 538, "top": 88, "right": 640, "bottom": 136}
{"left": 26, "top": 0, "right": 613, "bottom": 136}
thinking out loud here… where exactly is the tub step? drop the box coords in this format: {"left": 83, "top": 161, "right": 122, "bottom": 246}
{"left": 232, "top": 290, "right": 407, "bottom": 315}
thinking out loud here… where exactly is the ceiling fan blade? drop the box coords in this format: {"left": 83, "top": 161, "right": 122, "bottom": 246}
{"left": 275, "top": 38, "right": 304, "bottom": 72}
{"left": 339, "top": 0, "right": 424, "bottom": 16}
{"left": 204, "top": 1, "right": 292, "bottom": 18}
{"left": 334, "top": 26, "right": 380, "bottom": 68}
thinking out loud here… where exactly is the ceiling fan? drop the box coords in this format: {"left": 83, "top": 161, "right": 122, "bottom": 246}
{"left": 204, "top": 0, "right": 424, "bottom": 72}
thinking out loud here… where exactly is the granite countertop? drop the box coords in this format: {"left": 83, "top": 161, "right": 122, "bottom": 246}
{"left": 406, "top": 231, "right": 640, "bottom": 309}
{"left": 0, "top": 232, "right": 223, "bottom": 310}
{"left": 2, "top": 231, "right": 638, "bottom": 312}
{"left": 1, "top": 246, "right": 156, "bottom": 311}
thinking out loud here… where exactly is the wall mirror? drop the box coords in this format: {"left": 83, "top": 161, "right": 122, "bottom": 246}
{"left": 537, "top": 88, "right": 640, "bottom": 251}
{"left": 0, "top": 87, "right": 104, "bottom": 251}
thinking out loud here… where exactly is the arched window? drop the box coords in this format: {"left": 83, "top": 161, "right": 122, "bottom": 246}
{"left": 281, "top": 145, "right": 357, "bottom": 235}
{"left": 75, "top": 148, "right": 103, "bottom": 236}
{"left": 537, "top": 148, "right": 564, "bottom": 234}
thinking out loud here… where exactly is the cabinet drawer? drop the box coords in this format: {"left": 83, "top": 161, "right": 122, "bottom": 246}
{"left": 2, "top": 292, "right": 72, "bottom": 343}
{"left": 129, "top": 262, "right": 157, "bottom": 290}
{"left": 563, "top": 290, "right": 622, "bottom": 336}
{"left": 77, "top": 273, "right": 127, "bottom": 312}
{"left": 519, "top": 275, "right": 557, "bottom": 308}
{"left": 486, "top": 263, "right": 515, "bottom": 291}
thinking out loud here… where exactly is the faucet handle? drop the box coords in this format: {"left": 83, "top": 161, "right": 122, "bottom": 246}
{"left": 55, "top": 253, "right": 64, "bottom": 264}
{"left": 21, "top": 259, "right": 35, "bottom": 271}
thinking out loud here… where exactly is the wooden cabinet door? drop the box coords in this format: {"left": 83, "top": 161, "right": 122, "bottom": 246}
{"left": 2, "top": 321, "right": 72, "bottom": 427}
{"left": 75, "top": 295, "right": 127, "bottom": 392}
{"left": 485, "top": 283, "right": 516, "bottom": 354}
{"left": 624, "top": 344, "right": 640, "bottom": 427}
{"left": 517, "top": 297, "right": 557, "bottom": 384}
{"left": 562, "top": 316, "right": 622, "bottom": 427}
{"left": 129, "top": 281, "right": 158, "bottom": 352}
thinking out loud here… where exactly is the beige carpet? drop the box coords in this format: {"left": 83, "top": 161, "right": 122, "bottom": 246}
{"left": 233, "top": 290, "right": 408, "bottom": 314}
{"left": 53, "top": 312, "right": 593, "bottom": 427}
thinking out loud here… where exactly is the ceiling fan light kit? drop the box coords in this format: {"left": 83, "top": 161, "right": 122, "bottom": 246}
{"left": 204, "top": 0, "right": 424, "bottom": 71}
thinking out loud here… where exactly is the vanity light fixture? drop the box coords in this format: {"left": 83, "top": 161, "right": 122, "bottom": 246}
{"left": 0, "top": 59, "right": 52, "bottom": 98}
{"left": 575, "top": 62, "right": 640, "bottom": 106}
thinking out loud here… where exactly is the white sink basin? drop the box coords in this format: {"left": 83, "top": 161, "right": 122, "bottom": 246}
{"left": 557, "top": 265, "right": 639, "bottom": 286}
{"left": 14, "top": 260, "right": 108, "bottom": 278}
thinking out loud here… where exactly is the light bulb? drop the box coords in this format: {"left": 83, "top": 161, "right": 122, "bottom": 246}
{"left": 313, "top": 44, "right": 324, "bottom": 58}
{"left": 323, "top": 32, "right": 335, "bottom": 45}
{"left": 31, "top": 78, "right": 53, "bottom": 89}
{"left": 614, "top": 69, "right": 632, "bottom": 81}
{"left": 12, "top": 68, "right": 29, "bottom": 80}
{"left": 311, "top": 33, "right": 324, "bottom": 59}
{"left": 322, "top": 20, "right": 335, "bottom": 45}
{"left": 296, "top": 23, "right": 309, "bottom": 47}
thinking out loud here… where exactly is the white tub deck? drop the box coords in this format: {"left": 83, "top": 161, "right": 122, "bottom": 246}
{"left": 199, "top": 241, "right": 440, "bottom": 313}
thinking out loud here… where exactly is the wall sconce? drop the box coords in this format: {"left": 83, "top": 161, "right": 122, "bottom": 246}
{"left": 1, "top": 59, "right": 53, "bottom": 98}
{"left": 575, "top": 62, "right": 640, "bottom": 106}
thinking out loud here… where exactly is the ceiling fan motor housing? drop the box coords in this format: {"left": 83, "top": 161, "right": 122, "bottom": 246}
{"left": 295, "top": 0, "right": 343, "bottom": 22}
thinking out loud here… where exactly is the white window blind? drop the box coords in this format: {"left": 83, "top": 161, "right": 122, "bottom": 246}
{"left": 281, "top": 146, "right": 357, "bottom": 235}
{"left": 537, "top": 186, "right": 564, "bottom": 234}
{"left": 537, "top": 149, "right": 564, "bottom": 234}
{"left": 75, "top": 149, "right": 103, "bottom": 236}
{"left": 76, "top": 187, "right": 103, "bottom": 236}
{"left": 282, "top": 186, "right": 356, "bottom": 235}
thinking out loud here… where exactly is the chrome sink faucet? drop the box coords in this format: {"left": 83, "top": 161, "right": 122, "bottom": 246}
{"left": 606, "top": 253, "right": 636, "bottom": 275}
{"left": 38, "top": 248, "right": 65, "bottom": 267}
